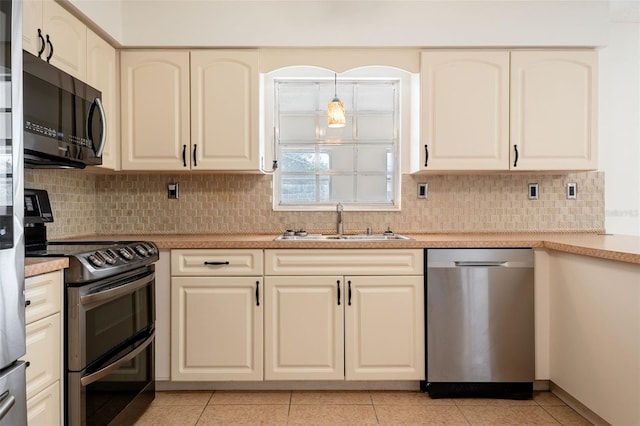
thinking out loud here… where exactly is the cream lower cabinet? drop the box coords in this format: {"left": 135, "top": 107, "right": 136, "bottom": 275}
{"left": 22, "top": 270, "right": 63, "bottom": 426}
{"left": 264, "top": 249, "right": 424, "bottom": 381}
{"left": 170, "top": 250, "right": 263, "bottom": 381}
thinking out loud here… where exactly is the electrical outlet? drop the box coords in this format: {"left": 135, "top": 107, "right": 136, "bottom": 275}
{"left": 168, "top": 182, "right": 179, "bottom": 199}
{"left": 417, "top": 183, "right": 428, "bottom": 199}
{"left": 528, "top": 183, "right": 539, "bottom": 200}
{"left": 567, "top": 182, "right": 577, "bottom": 199}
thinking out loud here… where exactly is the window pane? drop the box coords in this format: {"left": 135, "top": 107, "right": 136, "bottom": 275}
{"left": 318, "top": 115, "right": 353, "bottom": 142}
{"left": 357, "top": 175, "right": 390, "bottom": 202}
{"left": 281, "top": 175, "right": 317, "bottom": 203}
{"left": 280, "top": 148, "right": 317, "bottom": 172}
{"left": 357, "top": 146, "right": 392, "bottom": 172}
{"left": 318, "top": 82, "right": 353, "bottom": 111}
{"left": 279, "top": 115, "right": 317, "bottom": 141}
{"left": 357, "top": 84, "right": 395, "bottom": 111}
{"left": 330, "top": 175, "right": 354, "bottom": 202}
{"left": 278, "top": 83, "right": 317, "bottom": 112}
{"left": 357, "top": 114, "right": 394, "bottom": 140}
{"left": 320, "top": 145, "right": 354, "bottom": 172}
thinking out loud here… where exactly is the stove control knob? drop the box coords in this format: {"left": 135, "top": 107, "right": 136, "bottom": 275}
{"left": 142, "top": 243, "right": 157, "bottom": 255}
{"left": 88, "top": 254, "right": 105, "bottom": 268}
{"left": 134, "top": 245, "right": 149, "bottom": 257}
{"left": 118, "top": 247, "right": 134, "bottom": 260}
{"left": 100, "top": 251, "right": 116, "bottom": 265}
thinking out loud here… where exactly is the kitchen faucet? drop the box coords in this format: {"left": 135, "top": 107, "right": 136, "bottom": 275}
{"left": 336, "top": 202, "right": 344, "bottom": 235}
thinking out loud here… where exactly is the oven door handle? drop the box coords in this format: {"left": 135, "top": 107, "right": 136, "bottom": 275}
{"left": 80, "top": 273, "right": 154, "bottom": 306}
{"left": 80, "top": 331, "right": 155, "bottom": 387}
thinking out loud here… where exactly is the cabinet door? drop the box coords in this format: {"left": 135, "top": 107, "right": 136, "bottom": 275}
{"left": 171, "top": 276, "right": 263, "bottom": 381}
{"left": 264, "top": 276, "right": 344, "bottom": 380}
{"left": 24, "top": 313, "right": 61, "bottom": 400}
{"left": 345, "top": 276, "right": 424, "bottom": 380}
{"left": 26, "top": 381, "right": 61, "bottom": 426}
{"left": 121, "top": 51, "right": 190, "bottom": 170}
{"left": 87, "top": 30, "right": 119, "bottom": 170}
{"left": 419, "top": 51, "right": 510, "bottom": 171}
{"left": 23, "top": 0, "right": 43, "bottom": 57}
{"left": 43, "top": 0, "right": 86, "bottom": 80}
{"left": 190, "top": 50, "right": 260, "bottom": 170}
{"left": 510, "top": 50, "right": 597, "bottom": 170}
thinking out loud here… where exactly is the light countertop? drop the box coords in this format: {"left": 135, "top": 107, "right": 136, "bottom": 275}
{"left": 25, "top": 257, "right": 69, "bottom": 278}
{"left": 51, "top": 232, "right": 640, "bottom": 265}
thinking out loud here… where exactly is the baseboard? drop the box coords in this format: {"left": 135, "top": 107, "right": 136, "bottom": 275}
{"left": 534, "top": 380, "right": 550, "bottom": 391}
{"left": 550, "top": 381, "right": 611, "bottom": 426}
{"left": 156, "top": 380, "right": 421, "bottom": 391}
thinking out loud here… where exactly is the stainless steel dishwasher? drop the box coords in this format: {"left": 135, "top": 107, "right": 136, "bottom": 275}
{"left": 423, "top": 248, "right": 534, "bottom": 399}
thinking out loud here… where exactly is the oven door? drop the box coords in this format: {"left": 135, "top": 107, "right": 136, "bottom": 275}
{"left": 68, "top": 331, "right": 154, "bottom": 426}
{"left": 67, "top": 266, "right": 155, "bottom": 372}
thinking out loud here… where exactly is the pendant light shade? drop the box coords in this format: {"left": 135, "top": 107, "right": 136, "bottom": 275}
{"left": 327, "top": 73, "right": 346, "bottom": 128}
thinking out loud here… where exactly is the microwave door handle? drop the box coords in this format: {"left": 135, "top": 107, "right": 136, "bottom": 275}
{"left": 80, "top": 331, "right": 155, "bottom": 387}
{"left": 88, "top": 98, "right": 107, "bottom": 157}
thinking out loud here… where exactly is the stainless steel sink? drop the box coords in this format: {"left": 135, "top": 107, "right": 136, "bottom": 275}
{"left": 274, "top": 233, "right": 412, "bottom": 241}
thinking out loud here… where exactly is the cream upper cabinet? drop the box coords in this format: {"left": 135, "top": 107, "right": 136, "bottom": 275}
{"left": 23, "top": 0, "right": 87, "bottom": 80}
{"left": 420, "top": 51, "right": 510, "bottom": 171}
{"left": 170, "top": 249, "right": 263, "bottom": 381}
{"left": 121, "top": 50, "right": 260, "bottom": 171}
{"left": 416, "top": 49, "right": 597, "bottom": 172}
{"left": 120, "top": 51, "right": 191, "bottom": 170}
{"left": 191, "top": 51, "right": 260, "bottom": 170}
{"left": 86, "top": 30, "right": 119, "bottom": 170}
{"left": 510, "top": 50, "right": 597, "bottom": 171}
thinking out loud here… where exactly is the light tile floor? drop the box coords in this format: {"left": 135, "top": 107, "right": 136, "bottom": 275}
{"left": 133, "top": 390, "right": 593, "bottom": 425}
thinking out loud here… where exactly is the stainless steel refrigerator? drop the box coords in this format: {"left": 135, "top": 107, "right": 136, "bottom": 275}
{"left": 0, "top": 0, "right": 26, "bottom": 424}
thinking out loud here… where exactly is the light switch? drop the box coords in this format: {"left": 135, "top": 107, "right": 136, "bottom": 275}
{"left": 567, "top": 182, "right": 577, "bottom": 199}
{"left": 418, "top": 183, "right": 428, "bottom": 199}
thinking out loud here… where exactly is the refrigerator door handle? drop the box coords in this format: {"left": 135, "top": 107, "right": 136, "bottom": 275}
{"left": 0, "top": 391, "right": 16, "bottom": 422}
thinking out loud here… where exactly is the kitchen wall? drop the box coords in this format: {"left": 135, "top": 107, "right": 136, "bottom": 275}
{"left": 26, "top": 169, "right": 604, "bottom": 239}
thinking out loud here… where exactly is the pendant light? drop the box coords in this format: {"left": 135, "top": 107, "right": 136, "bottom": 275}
{"left": 327, "top": 73, "right": 346, "bottom": 128}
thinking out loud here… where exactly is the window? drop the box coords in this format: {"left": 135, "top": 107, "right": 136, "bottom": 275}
{"left": 271, "top": 71, "right": 402, "bottom": 211}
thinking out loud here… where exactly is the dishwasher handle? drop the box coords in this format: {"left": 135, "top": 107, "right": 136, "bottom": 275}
{"left": 454, "top": 261, "right": 507, "bottom": 267}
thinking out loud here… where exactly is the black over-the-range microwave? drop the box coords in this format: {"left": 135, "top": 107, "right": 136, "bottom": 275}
{"left": 23, "top": 51, "right": 106, "bottom": 169}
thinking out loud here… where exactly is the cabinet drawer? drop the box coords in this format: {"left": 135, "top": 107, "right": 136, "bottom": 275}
{"left": 25, "top": 271, "right": 62, "bottom": 324}
{"left": 265, "top": 249, "right": 423, "bottom": 276}
{"left": 24, "top": 313, "right": 61, "bottom": 400}
{"left": 171, "top": 249, "right": 263, "bottom": 276}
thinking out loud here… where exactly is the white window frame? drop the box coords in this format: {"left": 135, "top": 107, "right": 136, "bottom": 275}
{"left": 263, "top": 66, "right": 416, "bottom": 212}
